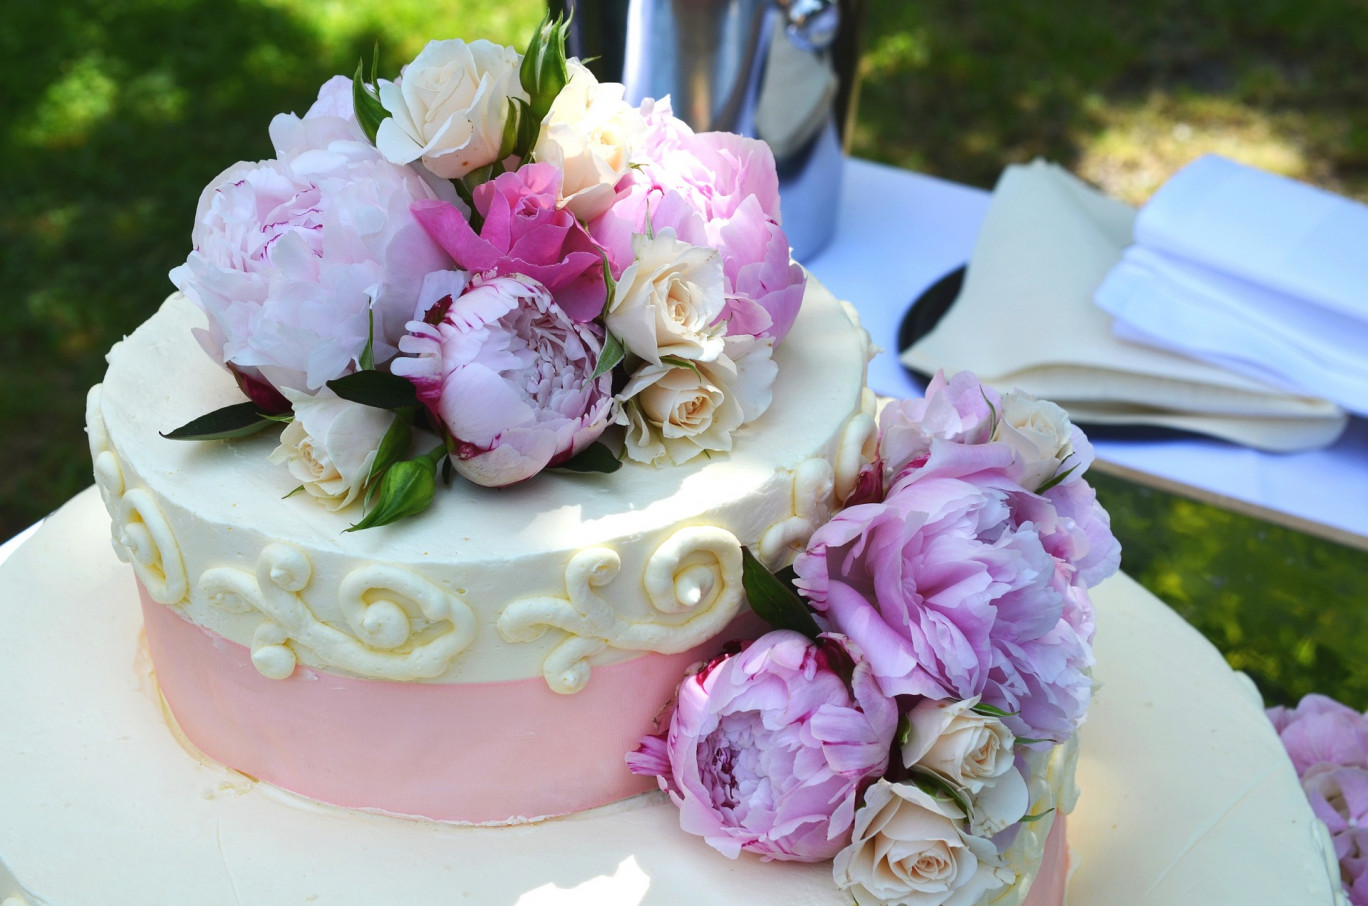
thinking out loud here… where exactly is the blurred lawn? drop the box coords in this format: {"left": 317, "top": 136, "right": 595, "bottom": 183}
{"left": 3, "top": 1, "right": 1366, "bottom": 705}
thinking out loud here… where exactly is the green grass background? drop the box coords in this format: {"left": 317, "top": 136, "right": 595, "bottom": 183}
{"left": 4, "top": 0, "right": 1366, "bottom": 706}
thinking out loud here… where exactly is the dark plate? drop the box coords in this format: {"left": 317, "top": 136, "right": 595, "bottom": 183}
{"left": 896, "top": 264, "right": 1198, "bottom": 442}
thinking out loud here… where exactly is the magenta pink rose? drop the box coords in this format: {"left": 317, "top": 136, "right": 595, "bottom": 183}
{"left": 390, "top": 272, "right": 612, "bottom": 487}
{"left": 168, "top": 79, "right": 454, "bottom": 397}
{"left": 410, "top": 163, "right": 606, "bottom": 322}
{"left": 794, "top": 443, "right": 1100, "bottom": 744}
{"left": 627, "top": 631, "right": 896, "bottom": 862}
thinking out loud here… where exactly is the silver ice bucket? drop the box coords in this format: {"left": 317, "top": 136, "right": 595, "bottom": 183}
{"left": 551, "top": 0, "right": 865, "bottom": 259}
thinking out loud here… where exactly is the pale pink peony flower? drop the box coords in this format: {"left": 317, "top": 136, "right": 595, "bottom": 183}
{"left": 169, "top": 80, "right": 455, "bottom": 396}
{"left": 589, "top": 103, "right": 805, "bottom": 344}
{"left": 390, "top": 272, "right": 612, "bottom": 487}
{"left": 411, "top": 163, "right": 606, "bottom": 321}
{"left": 627, "top": 631, "right": 897, "bottom": 862}
{"left": 1269, "top": 694, "right": 1368, "bottom": 776}
{"left": 793, "top": 442, "right": 1102, "bottom": 744}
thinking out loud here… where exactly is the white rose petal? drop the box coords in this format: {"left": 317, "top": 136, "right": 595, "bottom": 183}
{"left": 533, "top": 61, "right": 647, "bottom": 221}
{"left": 834, "top": 780, "right": 1012, "bottom": 906}
{"left": 376, "top": 39, "right": 525, "bottom": 179}
{"left": 902, "top": 697, "right": 1017, "bottom": 794}
{"left": 608, "top": 231, "right": 726, "bottom": 365}
{"left": 268, "top": 389, "right": 399, "bottom": 510}
{"left": 614, "top": 334, "right": 775, "bottom": 466}
{"left": 992, "top": 390, "right": 1075, "bottom": 490}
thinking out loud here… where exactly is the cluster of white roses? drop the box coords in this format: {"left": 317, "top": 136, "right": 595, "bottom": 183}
{"left": 835, "top": 698, "right": 1030, "bottom": 906}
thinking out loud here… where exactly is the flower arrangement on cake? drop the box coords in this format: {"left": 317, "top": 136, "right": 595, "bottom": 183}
{"left": 165, "top": 16, "right": 804, "bottom": 529}
{"left": 631, "top": 371, "right": 1120, "bottom": 905}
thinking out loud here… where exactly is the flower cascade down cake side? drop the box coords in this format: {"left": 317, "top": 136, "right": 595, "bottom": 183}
{"left": 84, "top": 16, "right": 1119, "bottom": 905}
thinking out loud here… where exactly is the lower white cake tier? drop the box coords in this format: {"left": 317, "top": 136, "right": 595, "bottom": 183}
{"left": 0, "top": 490, "right": 1344, "bottom": 905}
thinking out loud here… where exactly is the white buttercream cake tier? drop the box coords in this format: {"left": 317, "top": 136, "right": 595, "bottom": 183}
{"left": 0, "top": 488, "right": 1343, "bottom": 905}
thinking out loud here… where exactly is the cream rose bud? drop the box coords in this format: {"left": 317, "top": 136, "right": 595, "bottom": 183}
{"left": 902, "top": 697, "right": 1016, "bottom": 794}
{"left": 376, "top": 39, "right": 526, "bottom": 180}
{"left": 533, "top": 61, "right": 646, "bottom": 221}
{"left": 992, "top": 390, "right": 1075, "bottom": 490}
{"left": 607, "top": 232, "right": 726, "bottom": 365}
{"left": 833, "top": 780, "right": 1012, "bottom": 906}
{"left": 268, "top": 390, "right": 399, "bottom": 510}
{"left": 616, "top": 334, "right": 775, "bottom": 466}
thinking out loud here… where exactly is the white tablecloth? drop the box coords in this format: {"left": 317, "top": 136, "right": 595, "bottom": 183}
{"left": 806, "top": 159, "right": 1368, "bottom": 542}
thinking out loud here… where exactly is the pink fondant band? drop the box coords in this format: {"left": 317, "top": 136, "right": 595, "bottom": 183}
{"left": 138, "top": 582, "right": 741, "bottom": 824}
{"left": 1022, "top": 815, "right": 1069, "bottom": 906}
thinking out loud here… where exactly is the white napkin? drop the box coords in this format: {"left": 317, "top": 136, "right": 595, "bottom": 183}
{"left": 1095, "top": 154, "right": 1368, "bottom": 415}
{"left": 901, "top": 160, "right": 1347, "bottom": 452}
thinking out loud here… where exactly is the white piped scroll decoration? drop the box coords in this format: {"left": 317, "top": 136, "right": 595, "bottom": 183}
{"left": 757, "top": 457, "right": 836, "bottom": 570}
{"left": 113, "top": 488, "right": 189, "bottom": 606}
{"left": 197, "top": 544, "right": 476, "bottom": 681}
{"left": 834, "top": 406, "right": 877, "bottom": 504}
{"left": 86, "top": 385, "right": 125, "bottom": 511}
{"left": 499, "top": 526, "right": 745, "bottom": 694}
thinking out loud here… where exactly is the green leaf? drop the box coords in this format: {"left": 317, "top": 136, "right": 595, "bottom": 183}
{"left": 1035, "top": 461, "right": 1080, "bottom": 494}
{"left": 1014, "top": 736, "right": 1050, "bottom": 747}
{"left": 896, "top": 713, "right": 913, "bottom": 749}
{"left": 498, "top": 96, "right": 522, "bottom": 161}
{"left": 598, "top": 249, "right": 617, "bottom": 319}
{"left": 970, "top": 702, "right": 1018, "bottom": 718}
{"left": 366, "top": 412, "right": 413, "bottom": 485}
{"left": 346, "top": 456, "right": 437, "bottom": 532}
{"left": 908, "top": 768, "right": 974, "bottom": 820}
{"left": 661, "top": 355, "right": 702, "bottom": 378}
{"left": 351, "top": 59, "right": 390, "bottom": 146}
{"left": 161, "top": 402, "right": 277, "bottom": 441}
{"left": 282, "top": 485, "right": 306, "bottom": 499}
{"left": 359, "top": 308, "right": 376, "bottom": 372}
{"left": 591, "top": 331, "right": 625, "bottom": 381}
{"left": 520, "top": 12, "right": 570, "bottom": 124}
{"left": 327, "top": 370, "right": 418, "bottom": 410}
{"left": 740, "top": 547, "right": 822, "bottom": 639}
{"left": 1018, "top": 808, "right": 1056, "bottom": 824}
{"left": 551, "top": 441, "right": 622, "bottom": 474}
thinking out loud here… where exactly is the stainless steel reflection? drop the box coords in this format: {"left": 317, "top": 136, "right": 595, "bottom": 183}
{"left": 551, "top": 0, "right": 864, "bottom": 258}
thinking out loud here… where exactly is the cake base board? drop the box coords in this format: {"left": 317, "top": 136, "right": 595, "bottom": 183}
{"left": 0, "top": 488, "right": 1343, "bottom": 905}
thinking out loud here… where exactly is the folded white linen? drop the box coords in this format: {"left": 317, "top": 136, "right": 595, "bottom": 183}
{"left": 1095, "top": 154, "right": 1368, "bottom": 416}
{"left": 901, "top": 159, "right": 1347, "bottom": 452}
{"left": 1131, "top": 154, "right": 1368, "bottom": 323}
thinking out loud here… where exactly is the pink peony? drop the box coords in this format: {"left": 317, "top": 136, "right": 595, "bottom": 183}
{"left": 590, "top": 107, "right": 805, "bottom": 344}
{"left": 1269, "top": 694, "right": 1368, "bottom": 776}
{"left": 169, "top": 79, "right": 455, "bottom": 396}
{"left": 1303, "top": 766, "right": 1368, "bottom": 904}
{"left": 627, "top": 631, "right": 897, "bottom": 862}
{"left": 793, "top": 442, "right": 1101, "bottom": 744}
{"left": 390, "top": 272, "right": 612, "bottom": 487}
{"left": 411, "top": 163, "right": 606, "bottom": 322}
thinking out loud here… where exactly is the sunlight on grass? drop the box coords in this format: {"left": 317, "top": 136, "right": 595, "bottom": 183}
{"left": 1076, "top": 91, "right": 1310, "bottom": 204}
{"left": 20, "top": 53, "right": 119, "bottom": 148}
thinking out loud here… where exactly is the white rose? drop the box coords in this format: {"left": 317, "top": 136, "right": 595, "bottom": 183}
{"left": 376, "top": 39, "right": 526, "bottom": 179}
{"left": 991, "top": 391, "right": 1075, "bottom": 490}
{"left": 615, "top": 334, "right": 775, "bottom": 466}
{"left": 268, "top": 390, "right": 399, "bottom": 510}
{"left": 833, "top": 780, "right": 1013, "bottom": 906}
{"left": 533, "top": 61, "right": 646, "bottom": 221}
{"left": 902, "top": 697, "right": 1017, "bottom": 794}
{"left": 607, "top": 231, "right": 726, "bottom": 365}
